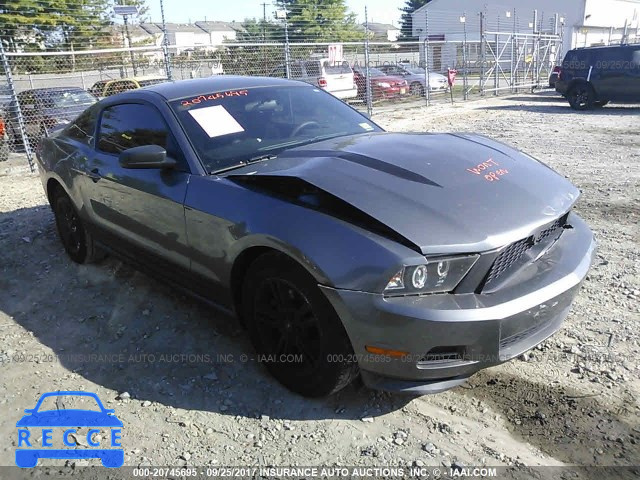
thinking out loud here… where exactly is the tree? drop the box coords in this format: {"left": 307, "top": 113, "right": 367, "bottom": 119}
{"left": 236, "top": 18, "right": 285, "bottom": 43}
{"left": 398, "top": 0, "right": 432, "bottom": 41}
{"left": 0, "top": 1, "right": 56, "bottom": 52}
{"left": 0, "top": 1, "right": 150, "bottom": 53}
{"left": 276, "top": 0, "right": 364, "bottom": 42}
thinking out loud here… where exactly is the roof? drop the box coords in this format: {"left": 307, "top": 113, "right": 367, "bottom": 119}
{"left": 195, "top": 21, "right": 242, "bottom": 33}
{"left": 160, "top": 22, "right": 207, "bottom": 34}
{"left": 366, "top": 22, "right": 399, "bottom": 32}
{"left": 128, "top": 76, "right": 310, "bottom": 101}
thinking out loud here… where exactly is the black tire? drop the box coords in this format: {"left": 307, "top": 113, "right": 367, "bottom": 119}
{"left": 567, "top": 83, "right": 595, "bottom": 110}
{"left": 52, "top": 188, "right": 105, "bottom": 264}
{"left": 410, "top": 82, "right": 424, "bottom": 97}
{"left": 241, "top": 252, "right": 358, "bottom": 397}
{"left": 594, "top": 100, "right": 609, "bottom": 108}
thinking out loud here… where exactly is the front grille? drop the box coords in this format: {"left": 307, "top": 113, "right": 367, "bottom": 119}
{"left": 483, "top": 213, "right": 568, "bottom": 289}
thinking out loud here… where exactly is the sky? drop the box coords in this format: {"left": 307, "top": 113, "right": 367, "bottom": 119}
{"left": 146, "top": 0, "right": 404, "bottom": 26}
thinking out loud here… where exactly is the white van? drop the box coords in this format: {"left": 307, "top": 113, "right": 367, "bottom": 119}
{"left": 271, "top": 59, "right": 358, "bottom": 100}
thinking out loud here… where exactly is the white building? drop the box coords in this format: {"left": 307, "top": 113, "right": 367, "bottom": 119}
{"left": 412, "top": 0, "right": 640, "bottom": 71}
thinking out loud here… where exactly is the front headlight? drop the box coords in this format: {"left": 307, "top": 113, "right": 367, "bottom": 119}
{"left": 377, "top": 82, "right": 391, "bottom": 88}
{"left": 384, "top": 255, "right": 478, "bottom": 295}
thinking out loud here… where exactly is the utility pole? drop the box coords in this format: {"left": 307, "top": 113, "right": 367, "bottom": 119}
{"left": 160, "top": 0, "right": 172, "bottom": 79}
{"left": 262, "top": 3, "right": 267, "bottom": 40}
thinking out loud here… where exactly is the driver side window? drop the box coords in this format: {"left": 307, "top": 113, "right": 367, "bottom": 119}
{"left": 97, "top": 103, "right": 188, "bottom": 171}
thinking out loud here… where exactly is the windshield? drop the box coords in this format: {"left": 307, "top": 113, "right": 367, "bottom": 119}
{"left": 170, "top": 85, "right": 382, "bottom": 173}
{"left": 36, "top": 395, "right": 101, "bottom": 412}
{"left": 40, "top": 90, "right": 96, "bottom": 109}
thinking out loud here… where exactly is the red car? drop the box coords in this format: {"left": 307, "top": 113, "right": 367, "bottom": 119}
{"left": 353, "top": 66, "right": 408, "bottom": 101}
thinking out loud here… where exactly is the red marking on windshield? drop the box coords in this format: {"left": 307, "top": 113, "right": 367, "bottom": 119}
{"left": 181, "top": 89, "right": 249, "bottom": 107}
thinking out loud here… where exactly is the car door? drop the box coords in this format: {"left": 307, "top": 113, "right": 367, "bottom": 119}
{"left": 594, "top": 47, "right": 626, "bottom": 101}
{"left": 83, "top": 101, "right": 191, "bottom": 273}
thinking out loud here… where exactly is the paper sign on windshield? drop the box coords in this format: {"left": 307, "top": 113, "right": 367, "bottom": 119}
{"left": 188, "top": 105, "right": 245, "bottom": 138}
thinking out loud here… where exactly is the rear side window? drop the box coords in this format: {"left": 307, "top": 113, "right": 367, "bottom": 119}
{"left": 64, "top": 105, "right": 98, "bottom": 145}
{"left": 104, "top": 81, "right": 136, "bottom": 97}
{"left": 303, "top": 61, "right": 321, "bottom": 77}
{"left": 563, "top": 50, "right": 588, "bottom": 70}
{"left": 97, "top": 103, "right": 187, "bottom": 170}
{"left": 323, "top": 61, "right": 352, "bottom": 75}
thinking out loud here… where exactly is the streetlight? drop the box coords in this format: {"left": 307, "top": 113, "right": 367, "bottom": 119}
{"left": 114, "top": 4, "right": 139, "bottom": 76}
{"left": 275, "top": 9, "right": 290, "bottom": 79}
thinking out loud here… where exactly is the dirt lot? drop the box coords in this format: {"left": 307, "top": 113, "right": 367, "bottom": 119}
{"left": 0, "top": 92, "right": 638, "bottom": 474}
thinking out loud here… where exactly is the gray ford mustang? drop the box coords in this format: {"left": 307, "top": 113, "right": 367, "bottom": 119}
{"left": 37, "top": 76, "right": 596, "bottom": 397}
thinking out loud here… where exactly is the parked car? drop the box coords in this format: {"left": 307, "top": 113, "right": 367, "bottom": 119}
{"left": 352, "top": 65, "right": 408, "bottom": 101}
{"left": 555, "top": 44, "right": 640, "bottom": 110}
{"left": 0, "top": 84, "right": 10, "bottom": 161}
{"left": 270, "top": 59, "right": 358, "bottom": 100}
{"left": 37, "top": 76, "right": 595, "bottom": 397}
{"left": 548, "top": 65, "right": 562, "bottom": 88}
{"left": 7, "top": 87, "right": 97, "bottom": 149}
{"left": 89, "top": 76, "right": 169, "bottom": 99}
{"left": 378, "top": 64, "right": 449, "bottom": 96}
{"left": 0, "top": 109, "right": 8, "bottom": 162}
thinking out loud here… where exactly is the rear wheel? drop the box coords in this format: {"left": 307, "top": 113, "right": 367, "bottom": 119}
{"left": 52, "top": 188, "right": 105, "bottom": 264}
{"left": 594, "top": 100, "right": 609, "bottom": 108}
{"left": 567, "top": 83, "right": 595, "bottom": 110}
{"left": 242, "top": 252, "right": 358, "bottom": 397}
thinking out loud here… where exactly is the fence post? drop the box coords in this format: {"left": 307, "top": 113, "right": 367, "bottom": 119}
{"left": 0, "top": 42, "right": 35, "bottom": 172}
{"left": 284, "top": 13, "right": 291, "bottom": 79}
{"left": 479, "top": 11, "right": 485, "bottom": 96}
{"left": 462, "top": 12, "right": 468, "bottom": 101}
{"left": 494, "top": 32, "right": 499, "bottom": 95}
{"left": 424, "top": 9, "right": 430, "bottom": 106}
{"left": 364, "top": 6, "right": 373, "bottom": 117}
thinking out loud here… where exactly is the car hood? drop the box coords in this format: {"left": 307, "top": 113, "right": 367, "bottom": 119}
{"left": 16, "top": 410, "right": 123, "bottom": 427}
{"left": 227, "top": 132, "right": 579, "bottom": 255}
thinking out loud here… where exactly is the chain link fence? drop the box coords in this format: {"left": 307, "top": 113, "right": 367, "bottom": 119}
{"left": 3, "top": 4, "right": 634, "bottom": 172}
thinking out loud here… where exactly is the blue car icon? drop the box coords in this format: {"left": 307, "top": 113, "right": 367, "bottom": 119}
{"left": 16, "top": 391, "right": 123, "bottom": 468}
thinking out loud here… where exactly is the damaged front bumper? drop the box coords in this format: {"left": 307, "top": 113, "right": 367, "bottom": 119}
{"left": 320, "top": 213, "right": 596, "bottom": 395}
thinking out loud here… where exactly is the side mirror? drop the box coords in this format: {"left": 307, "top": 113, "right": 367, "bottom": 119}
{"left": 119, "top": 145, "right": 176, "bottom": 170}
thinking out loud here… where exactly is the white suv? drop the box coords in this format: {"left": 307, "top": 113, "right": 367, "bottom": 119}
{"left": 271, "top": 59, "right": 358, "bottom": 100}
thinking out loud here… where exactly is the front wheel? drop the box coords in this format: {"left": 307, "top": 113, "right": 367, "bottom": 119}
{"left": 52, "top": 188, "right": 105, "bottom": 264}
{"left": 567, "top": 83, "right": 595, "bottom": 110}
{"left": 242, "top": 252, "right": 358, "bottom": 397}
{"left": 410, "top": 82, "right": 424, "bottom": 97}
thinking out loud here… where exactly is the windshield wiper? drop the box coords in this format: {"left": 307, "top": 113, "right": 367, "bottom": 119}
{"left": 211, "top": 154, "right": 277, "bottom": 175}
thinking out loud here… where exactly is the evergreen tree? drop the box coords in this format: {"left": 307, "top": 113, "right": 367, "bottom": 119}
{"left": 398, "top": 0, "right": 432, "bottom": 41}
{"left": 276, "top": 0, "right": 363, "bottom": 42}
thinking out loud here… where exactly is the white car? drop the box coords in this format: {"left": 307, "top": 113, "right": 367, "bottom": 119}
{"left": 379, "top": 64, "right": 449, "bottom": 96}
{"left": 271, "top": 59, "right": 358, "bottom": 100}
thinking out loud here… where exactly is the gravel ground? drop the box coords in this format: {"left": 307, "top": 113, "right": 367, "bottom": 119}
{"left": 0, "top": 92, "right": 638, "bottom": 473}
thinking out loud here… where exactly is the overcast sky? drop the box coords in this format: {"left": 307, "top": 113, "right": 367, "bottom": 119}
{"left": 147, "top": 0, "right": 404, "bottom": 26}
